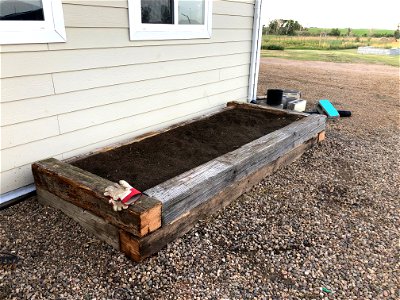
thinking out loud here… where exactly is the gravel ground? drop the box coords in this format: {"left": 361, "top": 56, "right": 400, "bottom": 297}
{"left": 1, "top": 58, "right": 399, "bottom": 299}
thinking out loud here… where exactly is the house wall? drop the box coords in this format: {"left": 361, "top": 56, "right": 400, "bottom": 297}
{"left": 0, "top": 0, "right": 255, "bottom": 195}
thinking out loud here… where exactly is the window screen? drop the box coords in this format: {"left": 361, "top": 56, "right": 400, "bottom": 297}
{"left": 0, "top": 0, "right": 44, "bottom": 20}
{"left": 141, "top": 0, "right": 173, "bottom": 24}
{"left": 178, "top": 0, "right": 204, "bottom": 25}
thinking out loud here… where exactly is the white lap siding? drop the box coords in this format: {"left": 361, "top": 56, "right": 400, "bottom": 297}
{"left": 0, "top": 0, "right": 254, "bottom": 194}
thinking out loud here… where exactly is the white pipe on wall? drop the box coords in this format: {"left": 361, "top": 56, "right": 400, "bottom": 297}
{"left": 248, "top": 0, "right": 263, "bottom": 102}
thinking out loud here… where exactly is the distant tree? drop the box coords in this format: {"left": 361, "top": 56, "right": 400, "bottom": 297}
{"left": 266, "top": 19, "right": 302, "bottom": 35}
{"left": 328, "top": 28, "right": 341, "bottom": 36}
{"left": 347, "top": 27, "right": 352, "bottom": 36}
{"left": 266, "top": 19, "right": 280, "bottom": 34}
{"left": 395, "top": 25, "right": 400, "bottom": 39}
{"left": 284, "top": 20, "right": 302, "bottom": 35}
{"left": 262, "top": 25, "right": 267, "bottom": 35}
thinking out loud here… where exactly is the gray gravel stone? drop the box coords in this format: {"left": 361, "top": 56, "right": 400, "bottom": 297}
{"left": 1, "top": 59, "right": 399, "bottom": 299}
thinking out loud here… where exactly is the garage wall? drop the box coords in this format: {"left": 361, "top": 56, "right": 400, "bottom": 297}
{"left": 0, "top": 0, "right": 255, "bottom": 194}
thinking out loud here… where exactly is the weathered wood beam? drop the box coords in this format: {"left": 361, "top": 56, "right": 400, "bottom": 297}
{"left": 37, "top": 188, "right": 120, "bottom": 250}
{"left": 145, "top": 113, "right": 326, "bottom": 224}
{"left": 120, "top": 136, "right": 319, "bottom": 262}
{"left": 32, "top": 158, "right": 162, "bottom": 238}
{"left": 227, "top": 101, "right": 309, "bottom": 117}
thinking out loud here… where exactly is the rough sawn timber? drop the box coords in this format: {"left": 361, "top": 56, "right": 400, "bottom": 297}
{"left": 145, "top": 104, "right": 326, "bottom": 224}
{"left": 32, "top": 158, "right": 162, "bottom": 238}
{"left": 120, "top": 136, "right": 319, "bottom": 261}
{"left": 35, "top": 136, "right": 320, "bottom": 262}
{"left": 32, "top": 102, "right": 326, "bottom": 262}
{"left": 37, "top": 188, "right": 120, "bottom": 250}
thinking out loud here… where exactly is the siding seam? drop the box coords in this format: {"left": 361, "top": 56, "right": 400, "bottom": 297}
{"left": 3, "top": 76, "right": 249, "bottom": 128}
{"left": 58, "top": 85, "right": 250, "bottom": 135}
{"left": 2, "top": 40, "right": 250, "bottom": 55}
{"left": 58, "top": 99, "right": 246, "bottom": 161}
{"left": 50, "top": 73, "right": 56, "bottom": 94}
{"left": 3, "top": 62, "right": 251, "bottom": 103}
{"left": 56, "top": 116, "right": 62, "bottom": 135}
{"left": 1, "top": 86, "right": 248, "bottom": 157}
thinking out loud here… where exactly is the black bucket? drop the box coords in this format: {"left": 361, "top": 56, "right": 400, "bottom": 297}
{"left": 266, "top": 89, "right": 283, "bottom": 106}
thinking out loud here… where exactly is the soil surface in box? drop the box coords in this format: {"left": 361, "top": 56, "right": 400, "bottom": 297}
{"left": 72, "top": 107, "right": 302, "bottom": 191}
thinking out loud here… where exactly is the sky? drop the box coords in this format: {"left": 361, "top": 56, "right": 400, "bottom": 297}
{"left": 261, "top": 0, "right": 400, "bottom": 30}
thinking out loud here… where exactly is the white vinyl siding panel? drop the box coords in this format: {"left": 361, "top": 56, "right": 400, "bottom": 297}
{"left": 52, "top": 53, "right": 250, "bottom": 93}
{"left": 1, "top": 117, "right": 60, "bottom": 149}
{"left": 63, "top": 4, "right": 128, "bottom": 28}
{"left": 62, "top": 1, "right": 128, "bottom": 8}
{"left": 0, "top": 0, "right": 254, "bottom": 194}
{"left": 2, "top": 66, "right": 248, "bottom": 126}
{"left": 47, "top": 28, "right": 252, "bottom": 50}
{"left": 57, "top": 75, "right": 249, "bottom": 133}
{"left": 1, "top": 74, "right": 55, "bottom": 102}
{"left": 1, "top": 87, "right": 248, "bottom": 173}
{"left": 61, "top": 2, "right": 253, "bottom": 28}
{"left": 1, "top": 41, "right": 250, "bottom": 78}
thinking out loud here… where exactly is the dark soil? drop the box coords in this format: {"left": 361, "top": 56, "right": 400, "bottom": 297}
{"left": 72, "top": 107, "right": 301, "bottom": 191}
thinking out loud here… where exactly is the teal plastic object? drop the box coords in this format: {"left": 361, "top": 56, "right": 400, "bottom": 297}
{"left": 317, "top": 99, "right": 340, "bottom": 118}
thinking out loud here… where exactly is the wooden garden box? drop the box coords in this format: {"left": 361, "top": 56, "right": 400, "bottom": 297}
{"left": 32, "top": 102, "right": 326, "bottom": 262}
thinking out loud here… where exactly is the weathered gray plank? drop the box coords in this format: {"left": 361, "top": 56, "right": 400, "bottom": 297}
{"left": 121, "top": 137, "right": 318, "bottom": 262}
{"left": 145, "top": 114, "right": 326, "bottom": 224}
{"left": 227, "top": 101, "right": 310, "bottom": 117}
{"left": 37, "top": 188, "right": 120, "bottom": 250}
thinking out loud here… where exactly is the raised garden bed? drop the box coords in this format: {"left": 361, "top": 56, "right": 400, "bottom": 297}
{"left": 32, "top": 102, "right": 326, "bottom": 261}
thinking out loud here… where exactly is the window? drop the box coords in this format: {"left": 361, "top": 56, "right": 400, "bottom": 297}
{"left": 0, "top": 0, "right": 66, "bottom": 44}
{"left": 128, "top": 0, "right": 212, "bottom": 40}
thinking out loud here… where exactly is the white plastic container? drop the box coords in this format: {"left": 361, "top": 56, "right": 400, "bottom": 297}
{"left": 287, "top": 99, "right": 307, "bottom": 112}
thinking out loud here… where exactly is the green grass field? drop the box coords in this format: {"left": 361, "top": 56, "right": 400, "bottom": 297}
{"left": 261, "top": 49, "right": 400, "bottom": 67}
{"left": 306, "top": 27, "right": 395, "bottom": 37}
{"left": 263, "top": 35, "right": 399, "bottom": 51}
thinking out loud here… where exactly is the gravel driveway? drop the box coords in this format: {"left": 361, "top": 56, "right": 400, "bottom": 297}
{"left": 1, "top": 58, "right": 399, "bottom": 299}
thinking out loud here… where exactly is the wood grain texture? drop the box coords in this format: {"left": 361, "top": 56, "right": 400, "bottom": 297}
{"left": 32, "top": 158, "right": 162, "bottom": 237}
{"left": 145, "top": 110, "right": 326, "bottom": 224}
{"left": 37, "top": 188, "right": 120, "bottom": 250}
{"left": 227, "top": 101, "right": 309, "bottom": 117}
{"left": 121, "top": 137, "right": 318, "bottom": 262}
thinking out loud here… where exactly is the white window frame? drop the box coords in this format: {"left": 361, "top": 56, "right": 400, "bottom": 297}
{"left": 0, "top": 0, "right": 66, "bottom": 45}
{"left": 128, "top": 0, "right": 212, "bottom": 40}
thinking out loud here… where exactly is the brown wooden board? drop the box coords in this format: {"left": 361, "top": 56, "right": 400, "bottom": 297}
{"left": 37, "top": 188, "right": 120, "bottom": 250}
{"left": 227, "top": 101, "right": 309, "bottom": 117}
{"left": 120, "top": 136, "right": 319, "bottom": 262}
{"left": 32, "top": 159, "right": 162, "bottom": 238}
